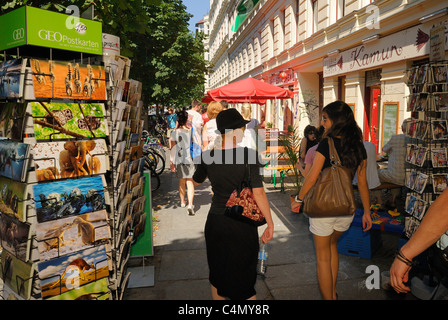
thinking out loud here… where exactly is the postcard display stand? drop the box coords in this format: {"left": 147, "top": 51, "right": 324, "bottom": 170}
{"left": 403, "top": 61, "right": 448, "bottom": 240}
{"left": 0, "top": 51, "right": 149, "bottom": 299}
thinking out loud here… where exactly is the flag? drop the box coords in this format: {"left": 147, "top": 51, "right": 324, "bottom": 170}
{"left": 231, "top": 0, "right": 260, "bottom": 32}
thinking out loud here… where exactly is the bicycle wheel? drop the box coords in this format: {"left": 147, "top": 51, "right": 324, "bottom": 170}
{"left": 144, "top": 150, "right": 165, "bottom": 175}
{"left": 150, "top": 169, "right": 161, "bottom": 192}
{"left": 147, "top": 143, "right": 167, "bottom": 163}
{"left": 144, "top": 152, "right": 157, "bottom": 172}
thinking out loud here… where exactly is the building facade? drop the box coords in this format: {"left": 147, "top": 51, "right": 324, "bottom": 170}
{"left": 207, "top": 0, "right": 448, "bottom": 152}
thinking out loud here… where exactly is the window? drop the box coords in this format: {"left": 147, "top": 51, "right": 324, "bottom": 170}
{"left": 312, "top": 0, "right": 318, "bottom": 34}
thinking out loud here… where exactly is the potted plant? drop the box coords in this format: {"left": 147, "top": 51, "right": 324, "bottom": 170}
{"left": 278, "top": 126, "right": 302, "bottom": 212}
{"left": 266, "top": 122, "right": 273, "bottom": 129}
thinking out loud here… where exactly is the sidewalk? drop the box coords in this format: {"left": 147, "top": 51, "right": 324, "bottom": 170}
{"left": 123, "top": 167, "right": 411, "bottom": 300}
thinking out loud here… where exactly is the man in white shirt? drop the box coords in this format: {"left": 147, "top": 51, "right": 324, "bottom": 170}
{"left": 187, "top": 100, "right": 204, "bottom": 163}
{"left": 378, "top": 119, "right": 409, "bottom": 206}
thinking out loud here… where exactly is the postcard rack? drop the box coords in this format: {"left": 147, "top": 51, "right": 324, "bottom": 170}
{"left": 0, "top": 41, "right": 147, "bottom": 300}
{"left": 403, "top": 60, "right": 448, "bottom": 238}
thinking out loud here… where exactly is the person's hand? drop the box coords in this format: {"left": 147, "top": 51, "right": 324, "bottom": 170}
{"left": 291, "top": 201, "right": 301, "bottom": 213}
{"left": 362, "top": 211, "right": 372, "bottom": 231}
{"left": 390, "top": 257, "right": 412, "bottom": 294}
{"left": 170, "top": 161, "right": 176, "bottom": 172}
{"left": 261, "top": 224, "right": 274, "bottom": 243}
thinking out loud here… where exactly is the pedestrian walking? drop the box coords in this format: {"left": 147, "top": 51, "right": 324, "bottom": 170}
{"left": 167, "top": 107, "right": 177, "bottom": 148}
{"left": 170, "top": 110, "right": 196, "bottom": 215}
{"left": 238, "top": 103, "right": 260, "bottom": 151}
{"left": 202, "top": 101, "right": 224, "bottom": 150}
{"left": 298, "top": 125, "right": 318, "bottom": 169}
{"left": 193, "top": 108, "right": 274, "bottom": 300}
{"left": 187, "top": 99, "right": 204, "bottom": 163}
{"left": 291, "top": 100, "right": 372, "bottom": 300}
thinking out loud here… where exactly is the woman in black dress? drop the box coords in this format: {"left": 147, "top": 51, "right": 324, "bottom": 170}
{"left": 193, "top": 108, "right": 274, "bottom": 300}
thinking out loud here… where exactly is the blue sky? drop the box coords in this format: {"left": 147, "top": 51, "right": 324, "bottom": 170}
{"left": 183, "top": 0, "right": 210, "bottom": 32}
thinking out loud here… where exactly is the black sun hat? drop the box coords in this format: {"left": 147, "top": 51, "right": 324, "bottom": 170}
{"left": 215, "top": 108, "right": 250, "bottom": 134}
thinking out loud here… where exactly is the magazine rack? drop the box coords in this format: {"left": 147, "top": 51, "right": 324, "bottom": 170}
{"left": 0, "top": 27, "right": 148, "bottom": 300}
{"left": 404, "top": 60, "right": 448, "bottom": 238}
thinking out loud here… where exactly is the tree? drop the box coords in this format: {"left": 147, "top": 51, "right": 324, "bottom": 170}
{"left": 131, "top": 0, "right": 208, "bottom": 109}
{"left": 0, "top": 0, "right": 208, "bottom": 109}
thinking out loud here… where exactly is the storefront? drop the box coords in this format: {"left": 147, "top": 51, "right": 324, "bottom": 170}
{"left": 323, "top": 17, "right": 448, "bottom": 152}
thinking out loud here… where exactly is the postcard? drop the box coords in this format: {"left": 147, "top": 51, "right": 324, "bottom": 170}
{"left": 432, "top": 64, "right": 448, "bottom": 83}
{"left": 33, "top": 176, "right": 106, "bottom": 223}
{"left": 406, "top": 66, "right": 418, "bottom": 85}
{"left": 30, "top": 59, "right": 106, "bottom": 100}
{"left": 32, "top": 139, "right": 108, "bottom": 182}
{"left": 406, "top": 119, "right": 417, "bottom": 138}
{"left": 37, "top": 245, "right": 109, "bottom": 299}
{"left": 432, "top": 173, "right": 448, "bottom": 194}
{"left": 0, "top": 102, "right": 27, "bottom": 141}
{"left": 0, "top": 59, "right": 27, "bottom": 99}
{"left": 431, "top": 148, "right": 448, "bottom": 168}
{"left": 407, "top": 94, "right": 418, "bottom": 112}
{"left": 415, "top": 121, "right": 428, "bottom": 140}
{"left": 30, "top": 101, "right": 108, "bottom": 140}
{"left": 406, "top": 170, "right": 418, "bottom": 189}
{"left": 0, "top": 176, "right": 28, "bottom": 222}
{"left": 0, "top": 212, "right": 31, "bottom": 261}
{"left": 0, "top": 250, "right": 34, "bottom": 299}
{"left": 414, "top": 146, "right": 427, "bottom": 167}
{"left": 415, "top": 94, "right": 428, "bottom": 112}
{"left": 432, "top": 120, "right": 448, "bottom": 140}
{"left": 433, "top": 93, "right": 448, "bottom": 112}
{"left": 406, "top": 144, "right": 417, "bottom": 164}
{"left": 413, "top": 198, "right": 427, "bottom": 220}
{"left": 405, "top": 217, "right": 420, "bottom": 238}
{"left": 413, "top": 172, "right": 428, "bottom": 194}
{"left": 415, "top": 64, "right": 428, "bottom": 84}
{"left": 36, "top": 210, "right": 110, "bottom": 261}
{"left": 0, "top": 139, "right": 30, "bottom": 182}
{"left": 405, "top": 194, "right": 417, "bottom": 214}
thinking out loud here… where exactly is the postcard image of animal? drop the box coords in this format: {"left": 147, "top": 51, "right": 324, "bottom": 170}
{"left": 48, "top": 277, "right": 109, "bottom": 300}
{"left": 30, "top": 101, "right": 108, "bottom": 140}
{"left": 30, "top": 59, "right": 106, "bottom": 100}
{"left": 36, "top": 210, "right": 110, "bottom": 261}
{"left": 33, "top": 176, "right": 106, "bottom": 223}
{"left": 33, "top": 139, "right": 108, "bottom": 182}
{"left": 0, "top": 250, "right": 34, "bottom": 300}
{"left": 0, "top": 176, "right": 28, "bottom": 222}
{"left": 0, "top": 59, "right": 26, "bottom": 99}
{"left": 0, "top": 139, "right": 30, "bottom": 182}
{"left": 0, "top": 102, "right": 27, "bottom": 141}
{"left": 37, "top": 245, "right": 109, "bottom": 299}
{"left": 0, "top": 212, "right": 31, "bottom": 261}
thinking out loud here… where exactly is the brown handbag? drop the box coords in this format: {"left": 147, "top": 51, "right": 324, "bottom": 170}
{"left": 303, "top": 137, "right": 356, "bottom": 218}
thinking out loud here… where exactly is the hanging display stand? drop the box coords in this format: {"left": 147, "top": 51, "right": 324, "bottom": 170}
{"left": 0, "top": 6, "right": 150, "bottom": 300}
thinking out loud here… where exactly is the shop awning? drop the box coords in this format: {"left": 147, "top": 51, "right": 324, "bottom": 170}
{"left": 204, "top": 77, "right": 294, "bottom": 105}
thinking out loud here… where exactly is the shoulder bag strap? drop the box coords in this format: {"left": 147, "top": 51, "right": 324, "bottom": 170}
{"left": 328, "top": 137, "right": 342, "bottom": 167}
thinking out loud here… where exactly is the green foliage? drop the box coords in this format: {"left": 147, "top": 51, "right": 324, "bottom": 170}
{"left": 278, "top": 126, "right": 302, "bottom": 195}
{"left": 0, "top": 0, "right": 207, "bottom": 109}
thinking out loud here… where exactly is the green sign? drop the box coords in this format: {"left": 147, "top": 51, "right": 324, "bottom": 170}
{"left": 0, "top": 6, "right": 102, "bottom": 55}
{"left": 130, "top": 172, "right": 154, "bottom": 257}
{"left": 0, "top": 7, "right": 27, "bottom": 51}
{"left": 231, "top": 0, "right": 260, "bottom": 32}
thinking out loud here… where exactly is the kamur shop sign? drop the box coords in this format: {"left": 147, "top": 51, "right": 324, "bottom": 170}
{"left": 323, "top": 19, "right": 447, "bottom": 78}
{"left": 0, "top": 6, "right": 102, "bottom": 55}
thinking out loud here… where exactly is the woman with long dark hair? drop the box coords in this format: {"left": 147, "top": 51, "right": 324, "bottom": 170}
{"left": 292, "top": 101, "right": 372, "bottom": 299}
